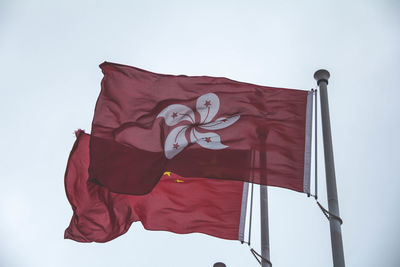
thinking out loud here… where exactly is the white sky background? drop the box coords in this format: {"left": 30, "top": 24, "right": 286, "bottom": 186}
{"left": 1, "top": 0, "right": 399, "bottom": 266}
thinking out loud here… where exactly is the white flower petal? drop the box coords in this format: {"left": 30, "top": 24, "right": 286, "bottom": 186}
{"left": 199, "top": 115, "right": 240, "bottom": 130}
{"left": 190, "top": 129, "right": 228, "bottom": 150}
{"left": 196, "top": 93, "right": 220, "bottom": 124}
{"left": 164, "top": 126, "right": 189, "bottom": 159}
{"left": 157, "top": 104, "right": 195, "bottom": 126}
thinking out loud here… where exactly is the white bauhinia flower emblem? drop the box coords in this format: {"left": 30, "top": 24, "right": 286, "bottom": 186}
{"left": 157, "top": 93, "right": 240, "bottom": 159}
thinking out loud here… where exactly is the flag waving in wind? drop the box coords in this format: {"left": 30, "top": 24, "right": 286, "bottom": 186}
{"left": 89, "top": 62, "right": 313, "bottom": 195}
{"left": 65, "top": 131, "right": 249, "bottom": 242}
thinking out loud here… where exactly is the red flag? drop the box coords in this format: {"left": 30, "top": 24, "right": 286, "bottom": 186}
{"left": 65, "top": 131, "right": 249, "bottom": 242}
{"left": 90, "top": 62, "right": 313, "bottom": 195}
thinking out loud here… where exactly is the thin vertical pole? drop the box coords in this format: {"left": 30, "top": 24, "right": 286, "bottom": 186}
{"left": 260, "top": 185, "right": 270, "bottom": 267}
{"left": 259, "top": 130, "right": 271, "bottom": 267}
{"left": 314, "top": 89, "right": 318, "bottom": 199}
{"left": 314, "top": 70, "right": 345, "bottom": 267}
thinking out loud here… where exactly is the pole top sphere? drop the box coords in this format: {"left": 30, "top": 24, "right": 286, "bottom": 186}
{"left": 314, "top": 69, "right": 330, "bottom": 85}
{"left": 213, "top": 263, "right": 226, "bottom": 267}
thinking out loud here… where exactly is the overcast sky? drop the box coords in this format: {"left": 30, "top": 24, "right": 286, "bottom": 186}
{"left": 1, "top": 0, "right": 399, "bottom": 266}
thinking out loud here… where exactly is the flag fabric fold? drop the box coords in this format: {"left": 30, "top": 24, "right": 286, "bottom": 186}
{"left": 65, "top": 131, "right": 249, "bottom": 242}
{"left": 89, "top": 62, "right": 313, "bottom": 195}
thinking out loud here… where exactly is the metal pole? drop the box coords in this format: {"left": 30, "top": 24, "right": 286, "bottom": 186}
{"left": 314, "top": 70, "right": 345, "bottom": 267}
{"left": 258, "top": 131, "right": 271, "bottom": 267}
{"left": 260, "top": 185, "right": 270, "bottom": 267}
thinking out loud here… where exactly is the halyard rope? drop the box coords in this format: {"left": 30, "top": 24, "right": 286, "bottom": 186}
{"left": 316, "top": 201, "right": 343, "bottom": 225}
{"left": 250, "top": 247, "right": 273, "bottom": 266}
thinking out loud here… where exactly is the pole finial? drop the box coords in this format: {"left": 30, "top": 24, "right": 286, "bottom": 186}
{"left": 314, "top": 69, "right": 330, "bottom": 86}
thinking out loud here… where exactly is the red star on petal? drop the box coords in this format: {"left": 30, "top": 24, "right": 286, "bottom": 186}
{"left": 204, "top": 100, "right": 211, "bottom": 108}
{"left": 172, "top": 112, "right": 178, "bottom": 119}
{"left": 173, "top": 143, "right": 179, "bottom": 149}
{"left": 204, "top": 137, "right": 212, "bottom": 143}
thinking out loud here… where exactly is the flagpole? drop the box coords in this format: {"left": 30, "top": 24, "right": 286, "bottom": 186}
{"left": 260, "top": 185, "right": 270, "bottom": 267}
{"left": 258, "top": 129, "right": 271, "bottom": 267}
{"left": 314, "top": 70, "right": 345, "bottom": 267}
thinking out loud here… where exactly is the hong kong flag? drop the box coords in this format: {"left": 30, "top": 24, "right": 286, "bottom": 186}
{"left": 89, "top": 62, "right": 313, "bottom": 195}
